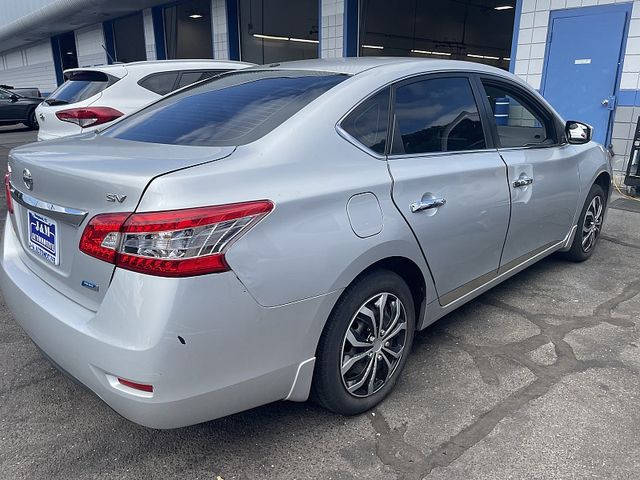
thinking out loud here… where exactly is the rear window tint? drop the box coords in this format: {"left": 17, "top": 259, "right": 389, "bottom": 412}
{"left": 138, "top": 71, "right": 179, "bottom": 95}
{"left": 341, "top": 88, "right": 390, "bottom": 154}
{"left": 176, "top": 70, "right": 228, "bottom": 89}
{"left": 105, "top": 70, "right": 347, "bottom": 146}
{"left": 46, "top": 71, "right": 119, "bottom": 105}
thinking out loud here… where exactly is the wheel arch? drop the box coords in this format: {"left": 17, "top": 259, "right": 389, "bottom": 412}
{"left": 322, "top": 255, "right": 430, "bottom": 342}
{"left": 593, "top": 170, "right": 611, "bottom": 199}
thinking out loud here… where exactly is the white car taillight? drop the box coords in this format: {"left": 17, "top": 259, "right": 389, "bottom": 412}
{"left": 79, "top": 201, "right": 273, "bottom": 277}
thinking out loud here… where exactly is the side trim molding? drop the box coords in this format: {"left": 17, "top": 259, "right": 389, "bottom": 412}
{"left": 438, "top": 230, "right": 574, "bottom": 308}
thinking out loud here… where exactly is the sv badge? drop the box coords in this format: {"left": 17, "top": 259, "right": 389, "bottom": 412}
{"left": 106, "top": 193, "right": 127, "bottom": 203}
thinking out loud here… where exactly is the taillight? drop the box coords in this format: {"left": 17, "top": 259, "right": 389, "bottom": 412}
{"left": 4, "top": 169, "right": 13, "bottom": 214}
{"left": 55, "top": 107, "right": 124, "bottom": 128}
{"left": 79, "top": 201, "right": 273, "bottom": 277}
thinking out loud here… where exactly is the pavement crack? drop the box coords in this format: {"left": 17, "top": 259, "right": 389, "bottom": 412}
{"left": 601, "top": 234, "right": 640, "bottom": 251}
{"left": 368, "top": 277, "right": 640, "bottom": 479}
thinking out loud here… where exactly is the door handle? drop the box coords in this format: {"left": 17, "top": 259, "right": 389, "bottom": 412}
{"left": 513, "top": 176, "right": 534, "bottom": 188}
{"left": 410, "top": 197, "right": 446, "bottom": 213}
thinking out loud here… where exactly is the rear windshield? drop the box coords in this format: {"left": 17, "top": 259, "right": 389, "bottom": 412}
{"left": 103, "top": 70, "right": 347, "bottom": 146}
{"left": 45, "top": 71, "right": 119, "bottom": 105}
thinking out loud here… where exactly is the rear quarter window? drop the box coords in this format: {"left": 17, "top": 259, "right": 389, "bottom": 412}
{"left": 105, "top": 70, "right": 348, "bottom": 146}
{"left": 138, "top": 71, "right": 180, "bottom": 95}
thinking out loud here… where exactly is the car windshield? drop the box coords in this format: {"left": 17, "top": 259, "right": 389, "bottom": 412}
{"left": 45, "top": 71, "right": 119, "bottom": 105}
{"left": 103, "top": 70, "right": 348, "bottom": 146}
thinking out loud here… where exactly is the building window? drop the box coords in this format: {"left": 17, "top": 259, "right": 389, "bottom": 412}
{"left": 239, "top": 0, "right": 319, "bottom": 64}
{"left": 359, "top": 0, "right": 514, "bottom": 69}
{"left": 111, "top": 13, "right": 146, "bottom": 63}
{"left": 56, "top": 32, "right": 79, "bottom": 71}
{"left": 164, "top": 0, "right": 213, "bottom": 59}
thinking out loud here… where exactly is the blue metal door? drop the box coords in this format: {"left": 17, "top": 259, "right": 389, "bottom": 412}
{"left": 542, "top": 6, "right": 628, "bottom": 145}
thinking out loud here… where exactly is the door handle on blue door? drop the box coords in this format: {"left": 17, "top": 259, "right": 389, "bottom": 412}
{"left": 513, "top": 176, "right": 534, "bottom": 188}
{"left": 410, "top": 197, "right": 446, "bottom": 213}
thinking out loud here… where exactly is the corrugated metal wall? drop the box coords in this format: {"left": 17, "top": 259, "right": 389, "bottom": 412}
{"left": 0, "top": 41, "right": 57, "bottom": 95}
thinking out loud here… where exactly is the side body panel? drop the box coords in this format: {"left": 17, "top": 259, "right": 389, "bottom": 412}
{"left": 388, "top": 151, "right": 510, "bottom": 303}
{"left": 498, "top": 144, "right": 580, "bottom": 266}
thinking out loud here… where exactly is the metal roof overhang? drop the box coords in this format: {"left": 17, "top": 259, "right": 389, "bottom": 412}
{"left": 0, "top": 0, "right": 163, "bottom": 52}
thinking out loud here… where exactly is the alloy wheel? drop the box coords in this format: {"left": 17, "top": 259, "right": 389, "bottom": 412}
{"left": 582, "top": 194, "right": 603, "bottom": 253}
{"left": 340, "top": 292, "right": 408, "bottom": 398}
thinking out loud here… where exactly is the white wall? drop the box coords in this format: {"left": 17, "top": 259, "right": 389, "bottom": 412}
{"left": 321, "top": 0, "right": 344, "bottom": 58}
{"left": 75, "top": 24, "right": 107, "bottom": 67}
{"left": 142, "top": 8, "right": 156, "bottom": 61}
{"left": 0, "top": 41, "right": 57, "bottom": 94}
{"left": 212, "top": 0, "right": 230, "bottom": 60}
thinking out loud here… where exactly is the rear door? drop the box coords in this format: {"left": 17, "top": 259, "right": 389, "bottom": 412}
{"left": 386, "top": 74, "right": 511, "bottom": 305}
{"left": 477, "top": 77, "right": 580, "bottom": 269}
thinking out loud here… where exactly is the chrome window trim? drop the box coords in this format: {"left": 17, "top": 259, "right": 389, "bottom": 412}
{"left": 10, "top": 183, "right": 88, "bottom": 227}
{"left": 335, "top": 124, "right": 386, "bottom": 160}
{"left": 387, "top": 148, "right": 499, "bottom": 161}
{"left": 335, "top": 68, "right": 500, "bottom": 159}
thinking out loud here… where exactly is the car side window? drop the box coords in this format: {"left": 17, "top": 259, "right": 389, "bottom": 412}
{"left": 341, "top": 88, "right": 390, "bottom": 154}
{"left": 0, "top": 90, "right": 11, "bottom": 100}
{"left": 138, "top": 72, "right": 180, "bottom": 95}
{"left": 391, "top": 77, "right": 486, "bottom": 155}
{"left": 176, "top": 71, "right": 206, "bottom": 89}
{"left": 482, "top": 82, "right": 556, "bottom": 148}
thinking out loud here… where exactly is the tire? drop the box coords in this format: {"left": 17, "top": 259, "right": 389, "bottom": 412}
{"left": 312, "top": 270, "right": 415, "bottom": 415}
{"left": 24, "top": 109, "right": 38, "bottom": 130}
{"left": 563, "top": 183, "right": 606, "bottom": 262}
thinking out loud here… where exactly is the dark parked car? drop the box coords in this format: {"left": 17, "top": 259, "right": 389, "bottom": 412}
{"left": 0, "top": 87, "right": 42, "bottom": 130}
{"left": 0, "top": 85, "right": 42, "bottom": 98}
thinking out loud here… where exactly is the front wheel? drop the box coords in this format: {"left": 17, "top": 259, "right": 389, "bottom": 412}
{"left": 312, "top": 270, "right": 415, "bottom": 415}
{"left": 563, "top": 183, "right": 606, "bottom": 262}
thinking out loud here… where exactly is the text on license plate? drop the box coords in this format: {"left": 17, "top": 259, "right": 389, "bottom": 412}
{"left": 28, "top": 211, "right": 59, "bottom": 265}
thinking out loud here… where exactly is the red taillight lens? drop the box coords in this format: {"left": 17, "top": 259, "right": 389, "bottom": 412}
{"left": 79, "top": 201, "right": 273, "bottom": 277}
{"left": 78, "top": 212, "right": 130, "bottom": 263}
{"left": 4, "top": 171, "right": 13, "bottom": 214}
{"left": 55, "top": 107, "right": 124, "bottom": 128}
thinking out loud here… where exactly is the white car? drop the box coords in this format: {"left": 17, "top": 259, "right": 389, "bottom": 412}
{"left": 36, "top": 60, "right": 253, "bottom": 141}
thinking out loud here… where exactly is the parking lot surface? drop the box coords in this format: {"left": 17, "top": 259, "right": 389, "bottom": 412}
{"left": 1, "top": 125, "right": 639, "bottom": 480}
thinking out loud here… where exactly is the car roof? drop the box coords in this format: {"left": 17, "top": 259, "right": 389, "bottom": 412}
{"left": 261, "top": 57, "right": 512, "bottom": 78}
{"left": 63, "top": 60, "right": 254, "bottom": 77}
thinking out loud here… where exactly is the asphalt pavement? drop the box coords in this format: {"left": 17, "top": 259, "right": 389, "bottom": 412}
{"left": 1, "top": 125, "right": 639, "bottom": 480}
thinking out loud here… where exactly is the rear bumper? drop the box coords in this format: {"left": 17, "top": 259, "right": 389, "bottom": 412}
{"left": 36, "top": 130, "right": 66, "bottom": 141}
{"left": 0, "top": 219, "right": 339, "bottom": 428}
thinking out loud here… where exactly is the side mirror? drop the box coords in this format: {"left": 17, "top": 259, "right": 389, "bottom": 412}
{"left": 565, "top": 120, "right": 592, "bottom": 145}
{"left": 9, "top": 94, "right": 18, "bottom": 102}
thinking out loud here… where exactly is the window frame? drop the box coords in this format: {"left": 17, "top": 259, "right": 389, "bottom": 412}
{"left": 473, "top": 74, "right": 567, "bottom": 150}
{"left": 336, "top": 86, "right": 393, "bottom": 159}
{"left": 387, "top": 72, "right": 495, "bottom": 159}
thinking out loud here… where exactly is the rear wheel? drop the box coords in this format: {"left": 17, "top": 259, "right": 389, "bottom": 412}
{"left": 24, "top": 109, "right": 38, "bottom": 130}
{"left": 563, "top": 183, "right": 605, "bottom": 262}
{"left": 312, "top": 270, "right": 415, "bottom": 415}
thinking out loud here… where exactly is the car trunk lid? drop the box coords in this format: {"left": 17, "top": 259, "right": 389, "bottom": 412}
{"left": 7, "top": 134, "right": 235, "bottom": 311}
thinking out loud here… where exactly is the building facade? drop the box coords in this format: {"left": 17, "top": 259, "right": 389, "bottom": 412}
{"left": 0, "top": 0, "right": 634, "bottom": 170}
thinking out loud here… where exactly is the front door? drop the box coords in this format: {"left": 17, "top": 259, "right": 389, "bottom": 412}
{"left": 387, "top": 75, "right": 511, "bottom": 305}
{"left": 479, "top": 78, "right": 580, "bottom": 268}
{"left": 541, "top": 5, "right": 628, "bottom": 145}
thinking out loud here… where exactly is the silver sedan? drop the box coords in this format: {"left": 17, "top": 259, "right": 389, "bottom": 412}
{"left": 0, "top": 58, "right": 611, "bottom": 428}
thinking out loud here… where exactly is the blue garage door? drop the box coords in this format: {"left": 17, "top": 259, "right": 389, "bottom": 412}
{"left": 542, "top": 5, "right": 629, "bottom": 145}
